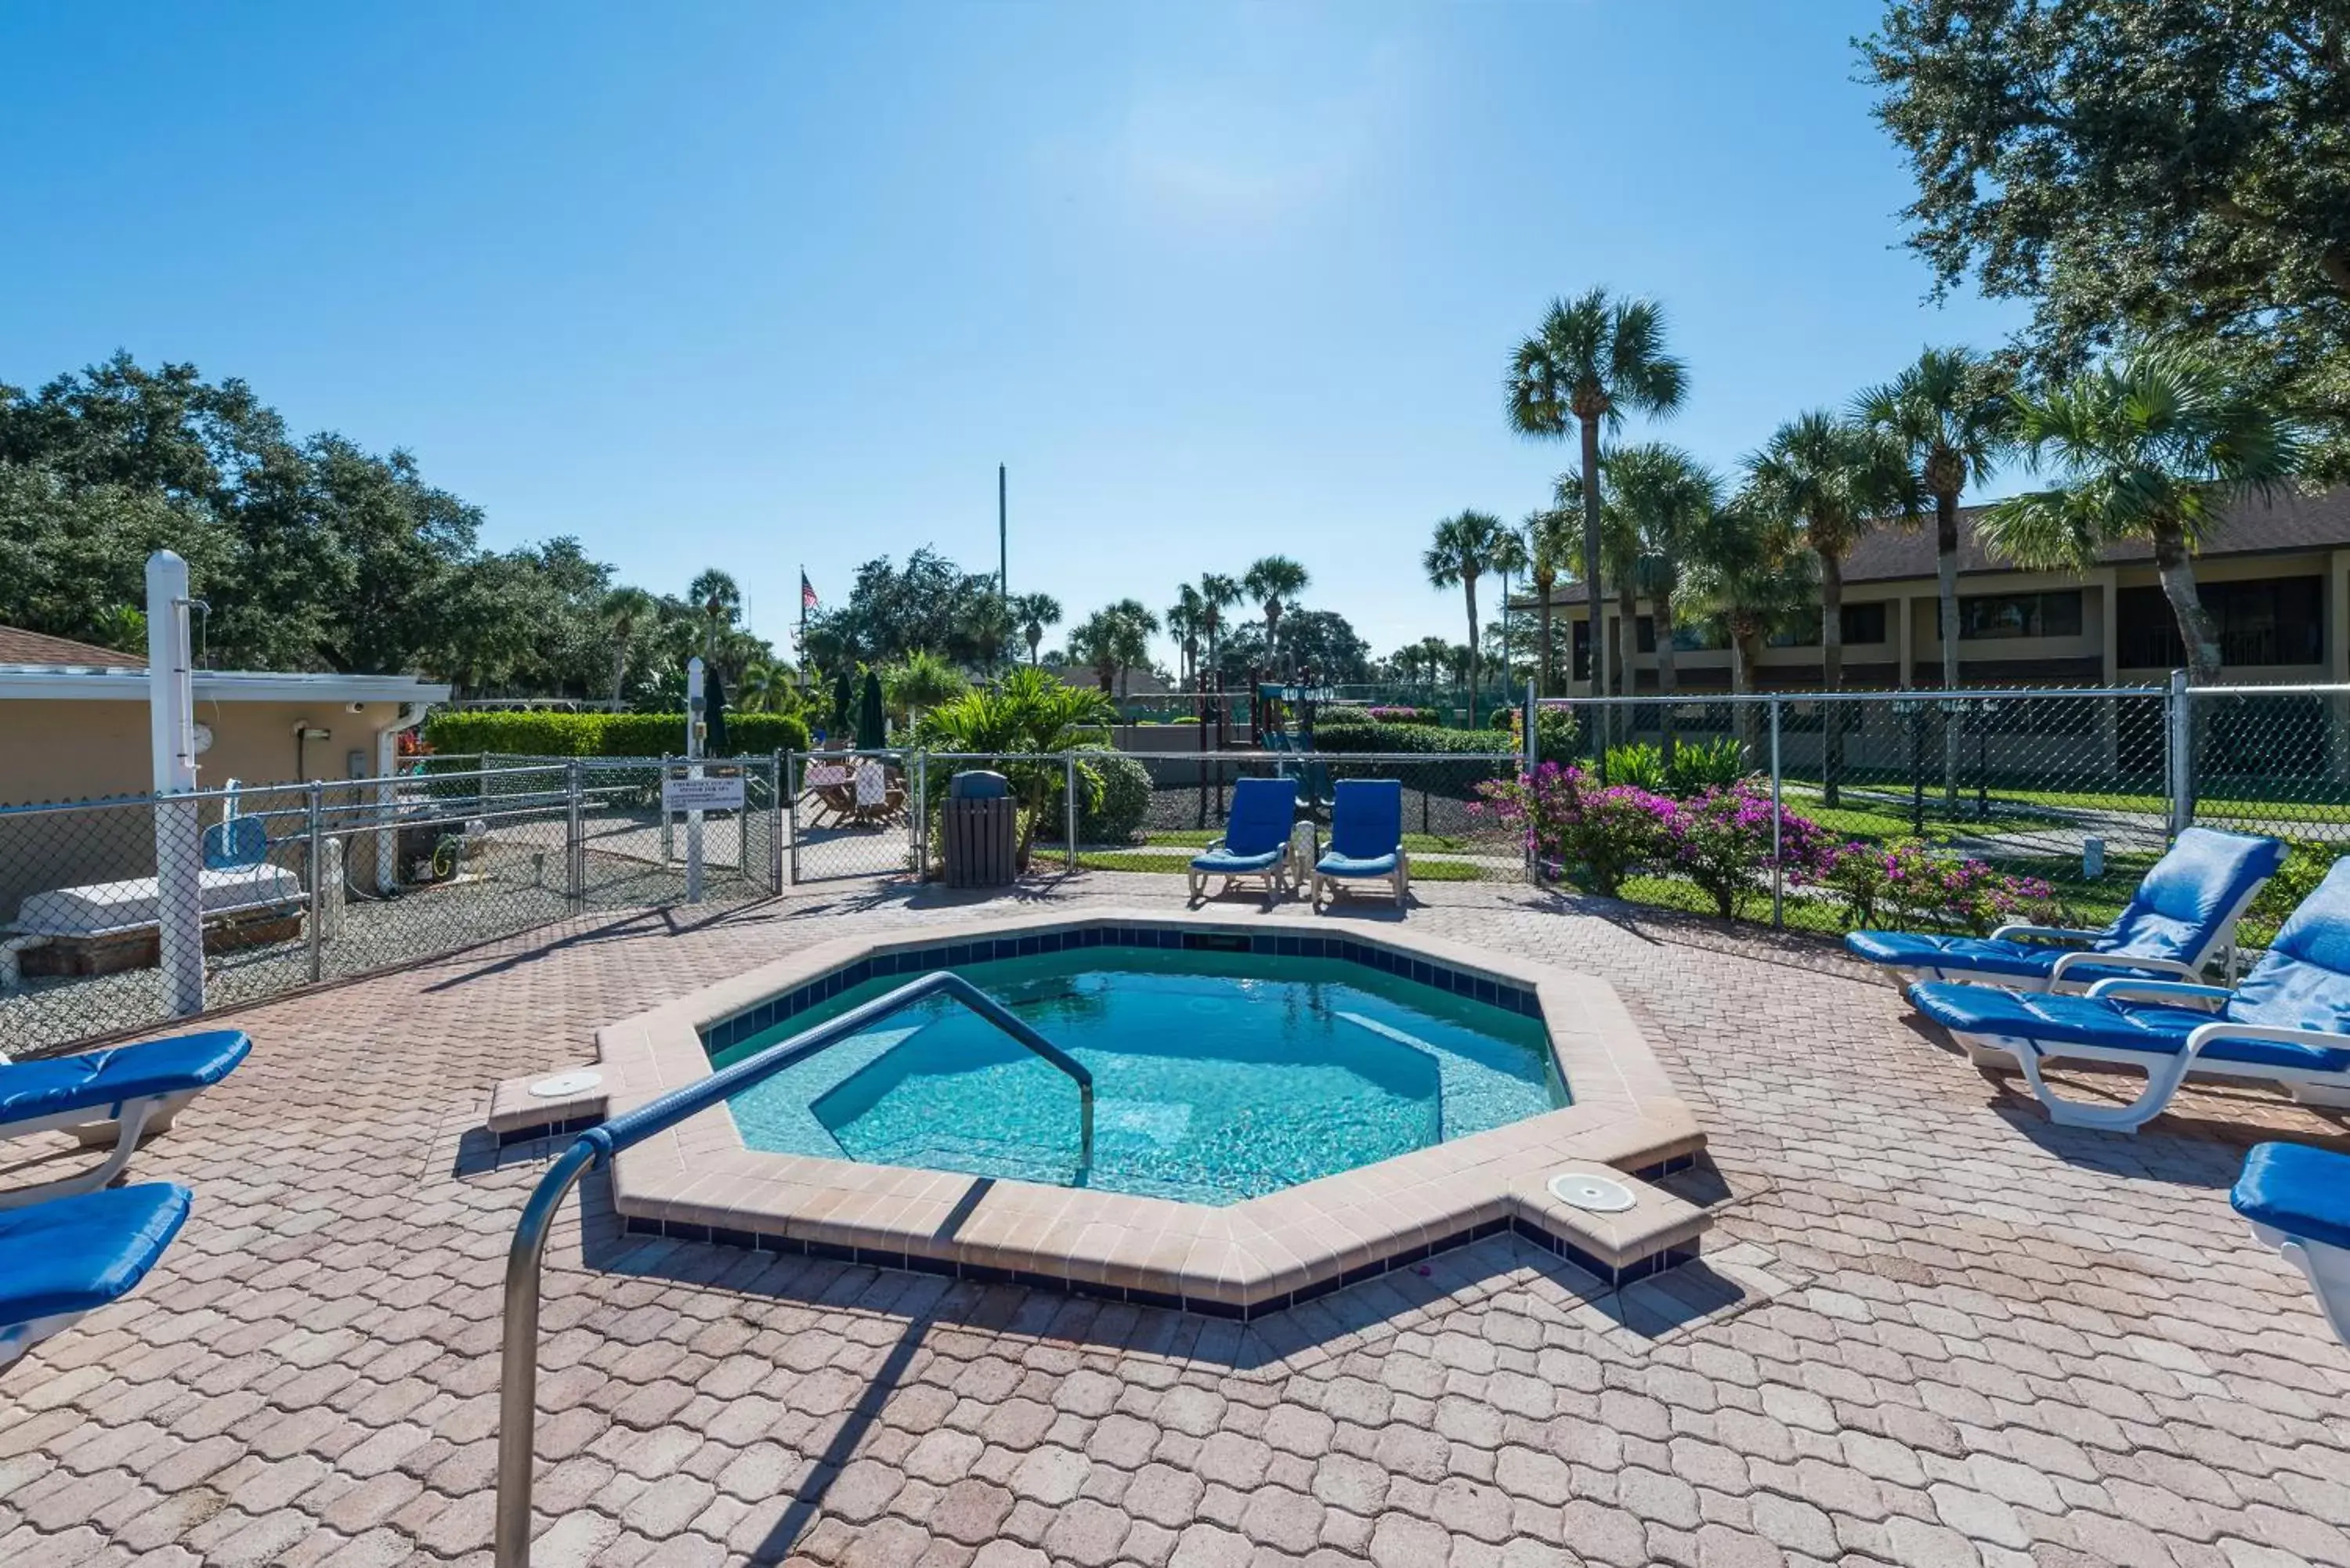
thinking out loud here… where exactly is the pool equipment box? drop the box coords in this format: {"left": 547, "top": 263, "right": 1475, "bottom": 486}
{"left": 663, "top": 775, "right": 746, "bottom": 812}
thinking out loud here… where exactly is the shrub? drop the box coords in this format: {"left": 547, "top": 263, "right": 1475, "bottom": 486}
{"left": 1312, "top": 720, "right": 1516, "bottom": 757}
{"left": 421, "top": 709, "right": 811, "bottom": 757}
{"left": 1665, "top": 781, "right": 1828, "bottom": 919}
{"left": 1664, "top": 737, "right": 1749, "bottom": 797}
{"left": 1475, "top": 763, "right": 1674, "bottom": 898}
{"left": 1603, "top": 742, "right": 1669, "bottom": 792}
{"left": 1065, "top": 745, "right": 1152, "bottom": 844}
{"left": 2245, "top": 839, "right": 2331, "bottom": 945}
{"left": 1821, "top": 837, "right": 2060, "bottom": 935}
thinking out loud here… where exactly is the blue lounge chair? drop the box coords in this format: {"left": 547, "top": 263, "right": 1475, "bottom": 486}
{"left": 1911, "top": 858, "right": 2350, "bottom": 1133}
{"left": 2232, "top": 1142, "right": 2350, "bottom": 1348}
{"left": 0, "top": 1031, "right": 250, "bottom": 1209}
{"left": 1312, "top": 779, "right": 1408, "bottom": 908}
{"left": 1847, "top": 827, "right": 2283, "bottom": 992}
{"left": 0, "top": 1182, "right": 190, "bottom": 1367}
{"left": 1188, "top": 778, "right": 1300, "bottom": 904}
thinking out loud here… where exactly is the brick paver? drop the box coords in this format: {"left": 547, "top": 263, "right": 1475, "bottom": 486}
{"left": 3, "top": 874, "right": 2347, "bottom": 1565}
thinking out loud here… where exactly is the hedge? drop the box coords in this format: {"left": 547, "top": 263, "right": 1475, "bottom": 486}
{"left": 1310, "top": 720, "right": 1519, "bottom": 757}
{"left": 422, "top": 710, "right": 812, "bottom": 758}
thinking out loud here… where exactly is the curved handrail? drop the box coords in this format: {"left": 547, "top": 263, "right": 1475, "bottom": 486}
{"left": 494, "top": 970, "right": 1093, "bottom": 1566}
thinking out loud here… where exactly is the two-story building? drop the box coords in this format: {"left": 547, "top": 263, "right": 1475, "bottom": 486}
{"left": 1531, "top": 484, "right": 2350, "bottom": 695}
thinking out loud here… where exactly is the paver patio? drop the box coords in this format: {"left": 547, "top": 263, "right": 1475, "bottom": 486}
{"left": 4, "top": 873, "right": 2348, "bottom": 1567}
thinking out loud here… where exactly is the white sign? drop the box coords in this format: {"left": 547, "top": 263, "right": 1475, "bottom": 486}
{"left": 663, "top": 775, "right": 745, "bottom": 812}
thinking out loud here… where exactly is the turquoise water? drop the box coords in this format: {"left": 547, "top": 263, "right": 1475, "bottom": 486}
{"left": 712, "top": 948, "right": 1564, "bottom": 1205}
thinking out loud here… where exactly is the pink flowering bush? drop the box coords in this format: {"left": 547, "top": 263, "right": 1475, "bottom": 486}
{"left": 1825, "top": 837, "right": 2060, "bottom": 935}
{"left": 1668, "top": 780, "right": 1829, "bottom": 919}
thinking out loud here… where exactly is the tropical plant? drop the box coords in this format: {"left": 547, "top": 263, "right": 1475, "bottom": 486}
{"left": 733, "top": 659, "right": 801, "bottom": 715}
{"left": 1166, "top": 583, "right": 1206, "bottom": 690}
{"left": 1242, "top": 556, "right": 1310, "bottom": 676}
{"left": 1008, "top": 591, "right": 1062, "bottom": 667}
{"left": 1421, "top": 510, "right": 1507, "bottom": 725}
{"left": 1506, "top": 289, "right": 1690, "bottom": 740}
{"left": 1977, "top": 349, "right": 2306, "bottom": 688}
{"left": 1196, "top": 573, "right": 1242, "bottom": 690}
{"left": 915, "top": 666, "right": 1115, "bottom": 860}
{"left": 687, "top": 567, "right": 741, "bottom": 657}
{"left": 1743, "top": 411, "right": 1912, "bottom": 803}
{"left": 1604, "top": 443, "right": 1721, "bottom": 761}
{"left": 1490, "top": 523, "right": 1530, "bottom": 687}
{"left": 1676, "top": 504, "right": 1815, "bottom": 702}
{"left": 1067, "top": 600, "right": 1160, "bottom": 699}
{"left": 882, "top": 649, "right": 967, "bottom": 729}
{"left": 1522, "top": 503, "right": 1577, "bottom": 696}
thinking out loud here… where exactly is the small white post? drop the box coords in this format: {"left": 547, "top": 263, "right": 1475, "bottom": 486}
{"left": 146, "top": 551, "right": 206, "bottom": 1017}
{"left": 685, "top": 659, "right": 707, "bottom": 904}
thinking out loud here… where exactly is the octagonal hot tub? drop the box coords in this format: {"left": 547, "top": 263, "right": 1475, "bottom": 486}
{"left": 573, "top": 909, "right": 1708, "bottom": 1318}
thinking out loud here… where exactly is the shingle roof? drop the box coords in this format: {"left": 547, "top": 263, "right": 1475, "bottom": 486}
{"left": 0, "top": 625, "right": 145, "bottom": 669}
{"left": 1528, "top": 484, "right": 2350, "bottom": 608}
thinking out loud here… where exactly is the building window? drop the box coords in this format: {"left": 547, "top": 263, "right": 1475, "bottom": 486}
{"left": 1764, "top": 602, "right": 1887, "bottom": 648}
{"left": 1634, "top": 616, "right": 1655, "bottom": 653}
{"left": 1571, "top": 619, "right": 1591, "bottom": 681}
{"left": 2117, "top": 578, "right": 2323, "bottom": 668}
{"left": 1939, "top": 591, "right": 2084, "bottom": 640}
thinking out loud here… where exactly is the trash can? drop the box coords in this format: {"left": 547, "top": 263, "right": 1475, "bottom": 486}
{"left": 942, "top": 770, "right": 1018, "bottom": 887}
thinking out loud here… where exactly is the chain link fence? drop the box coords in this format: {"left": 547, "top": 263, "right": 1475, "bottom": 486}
{"left": 1540, "top": 681, "right": 2350, "bottom": 945}
{"left": 0, "top": 755, "right": 784, "bottom": 1059}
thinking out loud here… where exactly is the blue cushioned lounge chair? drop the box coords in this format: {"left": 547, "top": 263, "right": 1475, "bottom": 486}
{"left": 0, "top": 1182, "right": 190, "bottom": 1367}
{"left": 1847, "top": 826, "right": 2283, "bottom": 992}
{"left": 1312, "top": 779, "right": 1408, "bottom": 908}
{"left": 2232, "top": 1142, "right": 2350, "bottom": 1349}
{"left": 0, "top": 1030, "right": 250, "bottom": 1209}
{"left": 1911, "top": 858, "right": 2350, "bottom": 1133}
{"left": 1188, "top": 778, "right": 1300, "bottom": 904}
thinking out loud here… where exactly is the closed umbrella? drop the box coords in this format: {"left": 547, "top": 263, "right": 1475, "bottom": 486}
{"left": 830, "top": 670, "right": 855, "bottom": 739}
{"left": 703, "top": 664, "right": 729, "bottom": 756}
{"left": 856, "top": 671, "right": 886, "bottom": 749}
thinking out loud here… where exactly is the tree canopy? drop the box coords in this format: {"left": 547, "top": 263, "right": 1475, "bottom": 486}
{"left": 801, "top": 547, "right": 1012, "bottom": 671}
{"left": 1860, "top": 1, "right": 2350, "bottom": 469}
{"left": 0, "top": 354, "right": 767, "bottom": 702}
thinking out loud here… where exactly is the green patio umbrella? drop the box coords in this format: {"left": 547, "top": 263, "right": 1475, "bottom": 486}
{"left": 703, "top": 663, "right": 728, "bottom": 756}
{"left": 856, "top": 670, "right": 886, "bottom": 749}
{"left": 830, "top": 670, "right": 855, "bottom": 738}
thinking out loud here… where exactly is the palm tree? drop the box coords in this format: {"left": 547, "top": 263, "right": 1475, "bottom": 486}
{"left": 1979, "top": 349, "right": 2304, "bottom": 688}
{"left": 599, "top": 586, "right": 658, "bottom": 710}
{"left": 1242, "top": 557, "right": 1310, "bottom": 677}
{"left": 1679, "top": 504, "right": 1814, "bottom": 703}
{"left": 1490, "top": 526, "right": 1530, "bottom": 693}
{"left": 1744, "top": 412, "right": 1911, "bottom": 804}
{"left": 1856, "top": 346, "right": 2015, "bottom": 800}
{"left": 884, "top": 649, "right": 967, "bottom": 730}
{"left": 1423, "top": 510, "right": 1508, "bottom": 726}
{"left": 735, "top": 659, "right": 791, "bottom": 714}
{"left": 1523, "top": 502, "right": 1578, "bottom": 697}
{"left": 1166, "top": 584, "right": 1206, "bottom": 691}
{"left": 1506, "top": 289, "right": 1690, "bottom": 752}
{"left": 1008, "top": 592, "right": 1062, "bottom": 666}
{"left": 1104, "top": 599, "right": 1159, "bottom": 698}
{"left": 687, "top": 568, "right": 742, "bottom": 659}
{"left": 1604, "top": 445, "right": 1721, "bottom": 764}
{"left": 1196, "top": 573, "right": 1242, "bottom": 692}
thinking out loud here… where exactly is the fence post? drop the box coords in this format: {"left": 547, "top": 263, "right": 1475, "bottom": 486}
{"left": 1065, "top": 752, "right": 1079, "bottom": 873}
{"left": 1769, "top": 697, "right": 1784, "bottom": 930}
{"left": 786, "top": 751, "right": 801, "bottom": 887}
{"left": 913, "top": 750, "right": 928, "bottom": 880}
{"left": 566, "top": 760, "right": 584, "bottom": 913}
{"left": 1523, "top": 679, "right": 1538, "bottom": 884}
{"left": 660, "top": 753, "right": 674, "bottom": 865}
{"left": 306, "top": 781, "right": 326, "bottom": 984}
{"left": 770, "top": 750, "right": 785, "bottom": 893}
{"left": 2166, "top": 669, "right": 2193, "bottom": 836}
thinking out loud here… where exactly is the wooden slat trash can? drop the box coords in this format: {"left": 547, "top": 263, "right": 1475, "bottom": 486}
{"left": 943, "top": 771, "right": 1018, "bottom": 887}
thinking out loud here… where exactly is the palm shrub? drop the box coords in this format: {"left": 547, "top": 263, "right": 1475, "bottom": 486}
{"left": 1663, "top": 737, "right": 1748, "bottom": 796}
{"left": 1056, "top": 745, "right": 1152, "bottom": 844}
{"left": 915, "top": 665, "right": 1114, "bottom": 863}
{"left": 1602, "top": 743, "right": 1670, "bottom": 791}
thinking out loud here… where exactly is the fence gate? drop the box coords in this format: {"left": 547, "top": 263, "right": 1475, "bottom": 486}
{"left": 785, "top": 750, "right": 917, "bottom": 884}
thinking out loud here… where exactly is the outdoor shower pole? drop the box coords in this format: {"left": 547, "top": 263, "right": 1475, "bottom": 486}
{"left": 685, "top": 659, "right": 706, "bottom": 904}
{"left": 145, "top": 551, "right": 205, "bottom": 1018}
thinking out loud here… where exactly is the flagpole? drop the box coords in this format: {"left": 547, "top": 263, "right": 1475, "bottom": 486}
{"left": 797, "top": 564, "right": 807, "bottom": 670}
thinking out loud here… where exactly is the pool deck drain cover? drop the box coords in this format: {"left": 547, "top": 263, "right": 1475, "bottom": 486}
{"left": 1548, "top": 1170, "right": 1637, "bottom": 1212}
{"left": 530, "top": 1070, "right": 602, "bottom": 1098}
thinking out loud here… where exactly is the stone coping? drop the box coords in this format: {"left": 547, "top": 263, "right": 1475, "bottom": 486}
{"left": 558, "top": 907, "right": 1706, "bottom": 1317}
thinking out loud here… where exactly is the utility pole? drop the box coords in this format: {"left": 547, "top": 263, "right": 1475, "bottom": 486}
{"left": 997, "top": 463, "right": 1007, "bottom": 598}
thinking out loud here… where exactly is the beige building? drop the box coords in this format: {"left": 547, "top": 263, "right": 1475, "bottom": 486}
{"left": 0, "top": 627, "right": 449, "bottom": 807}
{"left": 1531, "top": 486, "right": 2350, "bottom": 694}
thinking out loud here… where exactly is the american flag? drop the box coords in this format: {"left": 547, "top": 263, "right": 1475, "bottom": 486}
{"left": 801, "top": 572, "right": 818, "bottom": 610}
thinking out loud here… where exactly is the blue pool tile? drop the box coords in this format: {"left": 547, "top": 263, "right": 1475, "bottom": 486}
{"left": 1018, "top": 935, "right": 1039, "bottom": 957}
{"left": 1040, "top": 930, "right": 1065, "bottom": 953}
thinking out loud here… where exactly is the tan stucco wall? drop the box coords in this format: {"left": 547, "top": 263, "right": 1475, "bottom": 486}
{"left": 0, "top": 698, "right": 405, "bottom": 807}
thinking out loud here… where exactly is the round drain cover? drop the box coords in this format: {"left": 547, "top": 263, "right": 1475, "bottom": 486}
{"left": 530, "top": 1070, "right": 603, "bottom": 1099}
{"left": 1547, "top": 1171, "right": 1636, "bottom": 1213}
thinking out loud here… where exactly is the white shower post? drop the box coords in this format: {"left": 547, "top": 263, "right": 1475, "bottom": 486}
{"left": 685, "top": 658, "right": 706, "bottom": 904}
{"left": 146, "top": 551, "right": 207, "bottom": 1017}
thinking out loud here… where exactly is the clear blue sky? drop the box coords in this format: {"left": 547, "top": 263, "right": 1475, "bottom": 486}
{"left": 2, "top": 1, "right": 2025, "bottom": 669}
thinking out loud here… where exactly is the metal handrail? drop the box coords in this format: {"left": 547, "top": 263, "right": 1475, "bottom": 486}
{"left": 493, "top": 970, "right": 1093, "bottom": 1566}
